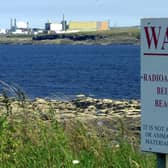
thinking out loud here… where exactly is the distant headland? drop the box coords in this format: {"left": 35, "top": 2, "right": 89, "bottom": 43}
{"left": 0, "top": 16, "right": 140, "bottom": 45}
{"left": 0, "top": 27, "right": 140, "bottom": 45}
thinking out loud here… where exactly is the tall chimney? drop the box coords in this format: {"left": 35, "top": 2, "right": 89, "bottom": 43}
{"left": 62, "top": 14, "right": 66, "bottom": 31}
{"left": 14, "top": 18, "right": 17, "bottom": 29}
{"left": 10, "top": 18, "right": 13, "bottom": 30}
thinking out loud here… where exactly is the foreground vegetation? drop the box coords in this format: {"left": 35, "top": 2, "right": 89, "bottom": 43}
{"left": 0, "top": 27, "right": 140, "bottom": 45}
{"left": 0, "top": 83, "right": 156, "bottom": 168}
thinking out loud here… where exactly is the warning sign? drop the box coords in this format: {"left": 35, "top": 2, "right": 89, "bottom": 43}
{"left": 141, "top": 18, "right": 168, "bottom": 153}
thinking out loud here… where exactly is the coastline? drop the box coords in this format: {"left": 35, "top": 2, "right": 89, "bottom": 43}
{"left": 0, "top": 94, "right": 153, "bottom": 167}
{"left": 0, "top": 95, "right": 140, "bottom": 136}
{"left": 0, "top": 28, "right": 140, "bottom": 45}
{"left": 0, "top": 36, "right": 140, "bottom": 45}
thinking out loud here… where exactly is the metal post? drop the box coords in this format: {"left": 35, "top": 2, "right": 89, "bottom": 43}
{"left": 166, "top": 155, "right": 168, "bottom": 168}
{"left": 157, "top": 154, "right": 165, "bottom": 168}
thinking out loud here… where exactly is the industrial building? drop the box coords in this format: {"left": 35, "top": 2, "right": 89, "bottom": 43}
{"left": 68, "top": 21, "right": 110, "bottom": 32}
{"left": 0, "top": 29, "right": 6, "bottom": 34}
{"left": 10, "top": 18, "right": 30, "bottom": 34}
{"left": 44, "top": 17, "right": 110, "bottom": 34}
{"left": 45, "top": 15, "right": 67, "bottom": 33}
{"left": 5, "top": 17, "right": 110, "bottom": 35}
{"left": 45, "top": 22, "right": 63, "bottom": 33}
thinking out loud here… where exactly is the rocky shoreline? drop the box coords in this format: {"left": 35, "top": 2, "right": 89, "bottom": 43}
{"left": 0, "top": 95, "right": 141, "bottom": 137}
{"left": 0, "top": 37, "right": 139, "bottom": 45}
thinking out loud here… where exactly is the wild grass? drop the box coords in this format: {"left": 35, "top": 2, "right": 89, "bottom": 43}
{"left": 0, "top": 82, "right": 156, "bottom": 168}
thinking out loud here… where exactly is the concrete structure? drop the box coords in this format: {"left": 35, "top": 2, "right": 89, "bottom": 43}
{"left": 61, "top": 14, "right": 67, "bottom": 31}
{"left": 96, "top": 21, "right": 110, "bottom": 31}
{"left": 10, "top": 18, "right": 30, "bottom": 34}
{"left": 12, "top": 29, "right": 29, "bottom": 35}
{"left": 0, "top": 29, "right": 6, "bottom": 34}
{"left": 31, "top": 28, "right": 44, "bottom": 35}
{"left": 10, "top": 18, "right": 16, "bottom": 32}
{"left": 16, "top": 21, "right": 29, "bottom": 29}
{"left": 7, "top": 17, "right": 109, "bottom": 35}
{"left": 69, "top": 21, "right": 97, "bottom": 32}
{"left": 45, "top": 15, "right": 68, "bottom": 33}
{"left": 68, "top": 21, "right": 110, "bottom": 32}
{"left": 45, "top": 22, "right": 62, "bottom": 32}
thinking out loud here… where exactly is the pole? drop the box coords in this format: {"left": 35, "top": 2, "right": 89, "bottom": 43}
{"left": 157, "top": 153, "right": 165, "bottom": 168}
{"left": 166, "top": 155, "right": 168, "bottom": 168}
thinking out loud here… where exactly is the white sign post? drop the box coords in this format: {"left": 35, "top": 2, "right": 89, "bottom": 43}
{"left": 141, "top": 18, "right": 168, "bottom": 167}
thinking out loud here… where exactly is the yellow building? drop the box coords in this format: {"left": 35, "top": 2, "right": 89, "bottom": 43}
{"left": 69, "top": 21, "right": 109, "bottom": 32}
{"left": 97, "top": 21, "right": 109, "bottom": 31}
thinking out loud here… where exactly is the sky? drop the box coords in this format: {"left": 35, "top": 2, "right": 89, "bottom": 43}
{"left": 0, "top": 0, "right": 168, "bottom": 29}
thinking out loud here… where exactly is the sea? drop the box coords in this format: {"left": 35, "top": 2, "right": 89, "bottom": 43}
{"left": 0, "top": 44, "right": 140, "bottom": 100}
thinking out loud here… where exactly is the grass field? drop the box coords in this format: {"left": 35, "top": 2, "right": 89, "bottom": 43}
{"left": 0, "top": 84, "right": 156, "bottom": 168}
{"left": 0, "top": 111, "right": 156, "bottom": 168}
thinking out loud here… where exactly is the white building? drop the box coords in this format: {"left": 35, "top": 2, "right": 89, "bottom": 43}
{"left": 0, "top": 29, "right": 6, "bottom": 34}
{"left": 32, "top": 28, "right": 44, "bottom": 35}
{"left": 10, "top": 18, "right": 30, "bottom": 34}
{"left": 12, "top": 29, "right": 29, "bottom": 35}
{"left": 45, "top": 22, "right": 63, "bottom": 33}
{"left": 16, "top": 21, "right": 29, "bottom": 29}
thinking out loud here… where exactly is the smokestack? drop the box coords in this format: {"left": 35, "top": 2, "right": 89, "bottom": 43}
{"left": 27, "top": 21, "right": 29, "bottom": 29}
{"left": 10, "top": 18, "right": 13, "bottom": 30}
{"left": 14, "top": 18, "right": 17, "bottom": 29}
{"left": 63, "top": 14, "right": 65, "bottom": 22}
{"left": 62, "top": 14, "right": 66, "bottom": 31}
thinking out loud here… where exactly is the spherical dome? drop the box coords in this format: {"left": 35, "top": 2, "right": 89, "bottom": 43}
{"left": 16, "top": 22, "right": 28, "bottom": 29}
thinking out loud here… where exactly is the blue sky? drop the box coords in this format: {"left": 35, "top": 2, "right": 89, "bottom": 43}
{"left": 0, "top": 0, "right": 168, "bottom": 29}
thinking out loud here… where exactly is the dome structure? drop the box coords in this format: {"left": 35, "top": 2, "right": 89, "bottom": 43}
{"left": 16, "top": 21, "right": 28, "bottom": 29}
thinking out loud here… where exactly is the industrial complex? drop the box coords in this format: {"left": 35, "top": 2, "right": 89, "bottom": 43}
{"left": 0, "top": 16, "right": 110, "bottom": 35}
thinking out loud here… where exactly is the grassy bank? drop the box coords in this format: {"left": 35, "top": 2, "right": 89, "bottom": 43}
{"left": 0, "top": 27, "right": 140, "bottom": 45}
{"left": 0, "top": 84, "right": 156, "bottom": 168}
{"left": 0, "top": 115, "right": 156, "bottom": 168}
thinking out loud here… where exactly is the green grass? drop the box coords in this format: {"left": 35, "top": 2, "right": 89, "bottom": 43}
{"left": 0, "top": 114, "right": 156, "bottom": 168}
{"left": 0, "top": 84, "right": 155, "bottom": 168}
